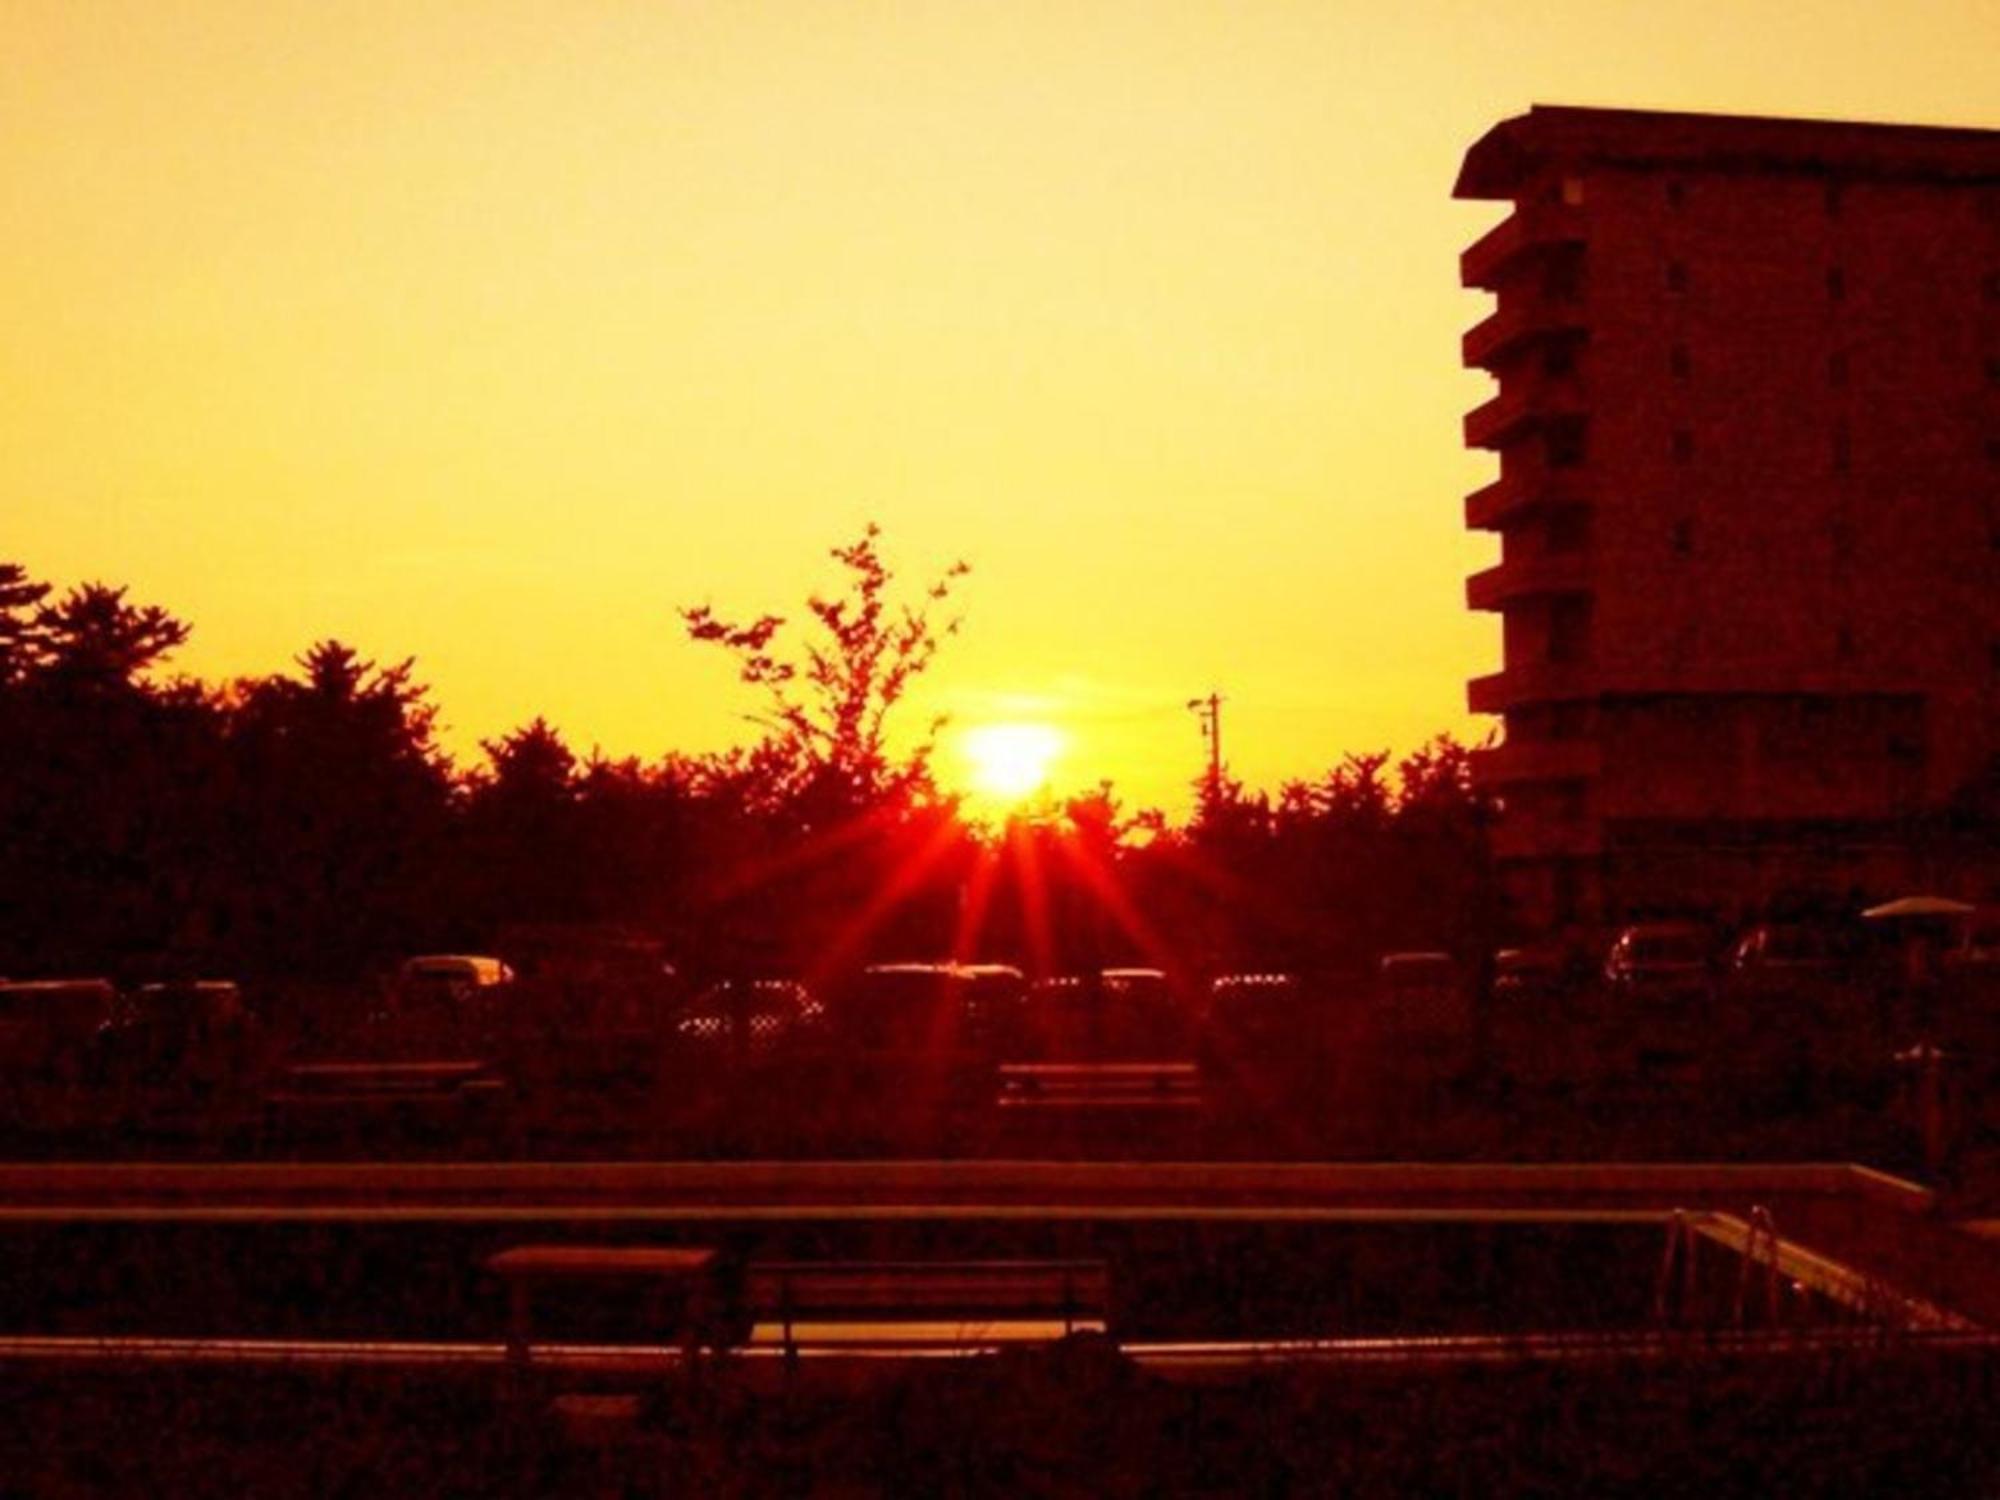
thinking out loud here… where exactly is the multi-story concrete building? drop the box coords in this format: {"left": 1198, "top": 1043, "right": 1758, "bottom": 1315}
{"left": 1455, "top": 106, "right": 2000, "bottom": 930}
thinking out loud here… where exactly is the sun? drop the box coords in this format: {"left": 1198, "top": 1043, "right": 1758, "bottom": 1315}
{"left": 957, "top": 722, "right": 1065, "bottom": 804}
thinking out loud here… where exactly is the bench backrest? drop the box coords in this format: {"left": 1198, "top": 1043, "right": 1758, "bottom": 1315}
{"left": 997, "top": 1063, "right": 1201, "bottom": 1109}
{"left": 745, "top": 1259, "right": 1109, "bottom": 1327}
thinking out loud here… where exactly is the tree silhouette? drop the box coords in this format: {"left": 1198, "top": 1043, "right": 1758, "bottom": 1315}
{"left": 32, "top": 582, "right": 190, "bottom": 696}
{"left": 462, "top": 719, "right": 585, "bottom": 928}
{"left": 0, "top": 563, "right": 51, "bottom": 689}
{"left": 681, "top": 524, "right": 969, "bottom": 811}
{"left": 0, "top": 574, "right": 217, "bottom": 970}
{"left": 480, "top": 718, "right": 578, "bottom": 802}
{"left": 224, "top": 641, "right": 454, "bottom": 975}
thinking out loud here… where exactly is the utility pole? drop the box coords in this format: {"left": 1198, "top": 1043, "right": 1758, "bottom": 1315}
{"left": 1187, "top": 691, "right": 1224, "bottom": 807}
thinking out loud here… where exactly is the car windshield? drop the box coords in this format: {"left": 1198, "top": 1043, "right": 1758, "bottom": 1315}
{"left": 1626, "top": 933, "right": 1706, "bottom": 964}
{"left": 0, "top": 983, "right": 114, "bottom": 1025}
{"left": 1759, "top": 927, "right": 1843, "bottom": 963}
{"left": 840, "top": 967, "right": 1019, "bottom": 1047}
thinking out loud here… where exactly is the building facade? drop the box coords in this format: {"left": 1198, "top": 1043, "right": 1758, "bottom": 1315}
{"left": 1455, "top": 106, "right": 2000, "bottom": 930}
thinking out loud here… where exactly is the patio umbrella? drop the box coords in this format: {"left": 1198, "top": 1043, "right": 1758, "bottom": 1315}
{"left": 1862, "top": 895, "right": 1975, "bottom": 920}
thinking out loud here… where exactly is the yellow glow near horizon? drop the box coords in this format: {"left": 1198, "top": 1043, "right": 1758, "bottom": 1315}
{"left": 956, "top": 722, "right": 1066, "bottom": 806}
{"left": 6, "top": 2, "right": 1998, "bottom": 815}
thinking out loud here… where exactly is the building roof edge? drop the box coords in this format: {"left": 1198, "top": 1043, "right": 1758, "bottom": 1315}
{"left": 1454, "top": 104, "right": 2000, "bottom": 200}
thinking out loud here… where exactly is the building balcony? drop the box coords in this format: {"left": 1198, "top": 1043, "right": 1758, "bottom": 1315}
{"left": 1463, "top": 467, "right": 1589, "bottom": 531}
{"left": 1463, "top": 378, "right": 1585, "bottom": 450}
{"left": 1469, "top": 738, "right": 1602, "bottom": 787}
{"left": 1459, "top": 204, "right": 1585, "bottom": 291}
{"left": 1467, "top": 660, "right": 1595, "bottom": 715}
{"left": 1465, "top": 551, "right": 1593, "bottom": 611}
{"left": 1461, "top": 298, "right": 1588, "bottom": 371}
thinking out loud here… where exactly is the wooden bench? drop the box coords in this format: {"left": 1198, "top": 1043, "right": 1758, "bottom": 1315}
{"left": 997, "top": 1062, "right": 1201, "bottom": 1112}
{"left": 485, "top": 1244, "right": 719, "bottom": 1383}
{"left": 743, "top": 1259, "right": 1111, "bottom": 1360}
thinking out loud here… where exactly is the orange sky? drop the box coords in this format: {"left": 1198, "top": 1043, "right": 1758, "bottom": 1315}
{"left": 7, "top": 2, "right": 1998, "bottom": 814}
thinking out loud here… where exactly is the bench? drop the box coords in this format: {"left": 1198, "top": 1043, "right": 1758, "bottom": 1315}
{"left": 263, "top": 1060, "right": 513, "bottom": 1142}
{"left": 485, "top": 1244, "right": 720, "bottom": 1383}
{"left": 743, "top": 1258, "right": 1111, "bottom": 1359}
{"left": 997, "top": 1062, "right": 1201, "bottom": 1112}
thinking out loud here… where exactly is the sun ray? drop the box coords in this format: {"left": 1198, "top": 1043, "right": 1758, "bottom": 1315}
{"left": 804, "top": 812, "right": 970, "bottom": 988}
{"left": 1052, "top": 825, "right": 1182, "bottom": 977}
{"left": 1005, "top": 819, "right": 1057, "bottom": 980}
{"left": 949, "top": 841, "right": 1002, "bottom": 967}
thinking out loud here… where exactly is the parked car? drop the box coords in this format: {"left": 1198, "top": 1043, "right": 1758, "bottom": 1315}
{"left": 1018, "top": 969, "right": 1195, "bottom": 1063}
{"left": 672, "top": 979, "right": 826, "bottom": 1061}
{"left": 1375, "top": 951, "right": 1469, "bottom": 1046}
{"left": 1716, "top": 923, "right": 1866, "bottom": 1090}
{"left": 1603, "top": 922, "right": 1717, "bottom": 1072}
{"left": 661, "top": 979, "right": 830, "bottom": 1143}
{"left": 263, "top": 956, "right": 520, "bottom": 1150}
{"left": 1605, "top": 923, "right": 1715, "bottom": 997}
{"left": 385, "top": 955, "right": 516, "bottom": 1043}
{"left": 94, "top": 980, "right": 261, "bottom": 1136}
{"left": 0, "top": 979, "right": 117, "bottom": 1134}
{"left": 1199, "top": 972, "right": 1324, "bottom": 1097}
{"left": 0, "top": 979, "right": 115, "bottom": 1070}
{"left": 823, "top": 963, "right": 1027, "bottom": 1141}
{"left": 497, "top": 941, "right": 682, "bottom": 1138}
{"left": 1492, "top": 946, "right": 1568, "bottom": 1005}
{"left": 1488, "top": 945, "right": 1593, "bottom": 1087}
{"left": 1201, "top": 973, "right": 1302, "bottom": 1059}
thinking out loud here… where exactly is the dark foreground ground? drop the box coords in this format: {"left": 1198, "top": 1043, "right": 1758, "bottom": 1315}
{"left": 4, "top": 1157, "right": 1996, "bottom": 1495}
{"left": 5, "top": 1338, "right": 2000, "bottom": 1497}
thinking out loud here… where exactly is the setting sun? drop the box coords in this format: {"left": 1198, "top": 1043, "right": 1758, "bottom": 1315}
{"left": 957, "top": 722, "right": 1065, "bottom": 805}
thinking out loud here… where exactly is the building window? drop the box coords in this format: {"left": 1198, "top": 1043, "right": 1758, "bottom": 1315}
{"left": 1671, "top": 518, "right": 1694, "bottom": 556}
{"left": 1544, "top": 342, "right": 1577, "bottom": 378}
{"left": 1666, "top": 261, "right": 1688, "bottom": 294}
{"left": 1671, "top": 430, "right": 1695, "bottom": 463}
{"left": 1828, "top": 266, "right": 1846, "bottom": 302}
{"left": 1670, "top": 344, "right": 1691, "bottom": 380}
{"left": 1829, "top": 350, "right": 1848, "bottom": 388}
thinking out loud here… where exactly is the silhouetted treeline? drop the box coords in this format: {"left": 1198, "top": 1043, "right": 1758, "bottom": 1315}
{"left": 0, "top": 560, "right": 1502, "bottom": 985}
